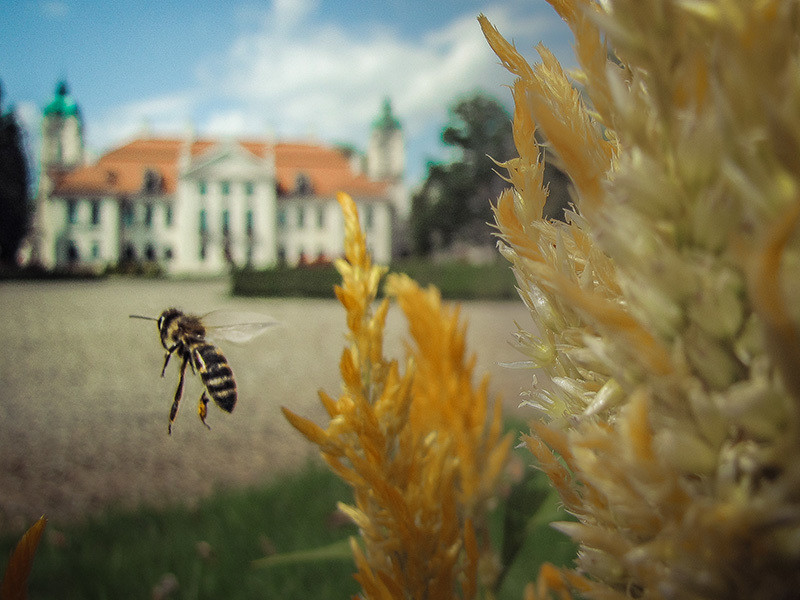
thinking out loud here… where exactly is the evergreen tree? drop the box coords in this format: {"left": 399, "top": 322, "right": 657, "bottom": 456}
{"left": 0, "top": 82, "right": 31, "bottom": 266}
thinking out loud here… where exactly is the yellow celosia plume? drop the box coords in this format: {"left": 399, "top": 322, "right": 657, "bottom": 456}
{"left": 283, "top": 192, "right": 511, "bottom": 599}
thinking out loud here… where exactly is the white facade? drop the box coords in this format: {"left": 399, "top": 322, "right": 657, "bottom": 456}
{"left": 41, "top": 146, "right": 394, "bottom": 274}
{"left": 34, "top": 85, "right": 402, "bottom": 274}
{"left": 167, "top": 142, "right": 280, "bottom": 274}
{"left": 274, "top": 197, "right": 390, "bottom": 265}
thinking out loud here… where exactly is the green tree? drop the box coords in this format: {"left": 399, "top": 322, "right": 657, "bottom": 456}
{"left": 411, "top": 93, "right": 514, "bottom": 254}
{"left": 411, "top": 93, "right": 572, "bottom": 256}
{"left": 0, "top": 82, "right": 31, "bottom": 266}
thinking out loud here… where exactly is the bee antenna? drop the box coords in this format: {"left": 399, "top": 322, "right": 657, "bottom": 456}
{"left": 129, "top": 314, "right": 158, "bottom": 321}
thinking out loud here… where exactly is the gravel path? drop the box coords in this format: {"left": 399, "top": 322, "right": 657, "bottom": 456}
{"left": 0, "top": 278, "right": 535, "bottom": 533}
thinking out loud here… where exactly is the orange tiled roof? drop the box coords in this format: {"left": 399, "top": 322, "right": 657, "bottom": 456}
{"left": 52, "top": 137, "right": 390, "bottom": 199}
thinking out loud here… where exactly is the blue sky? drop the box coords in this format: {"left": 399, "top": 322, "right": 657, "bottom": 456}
{"left": 1, "top": 0, "right": 575, "bottom": 186}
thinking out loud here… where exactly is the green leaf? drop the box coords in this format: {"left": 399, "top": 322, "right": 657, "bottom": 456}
{"left": 251, "top": 538, "right": 353, "bottom": 569}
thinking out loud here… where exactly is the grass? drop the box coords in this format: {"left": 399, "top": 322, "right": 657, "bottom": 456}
{"left": 1, "top": 422, "right": 575, "bottom": 600}
{"left": 231, "top": 258, "right": 519, "bottom": 300}
{"left": 1, "top": 462, "right": 361, "bottom": 600}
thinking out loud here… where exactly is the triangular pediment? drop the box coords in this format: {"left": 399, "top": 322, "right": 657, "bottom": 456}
{"left": 183, "top": 141, "right": 273, "bottom": 180}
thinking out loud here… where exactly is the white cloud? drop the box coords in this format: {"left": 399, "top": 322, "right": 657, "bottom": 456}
{"left": 204, "top": 1, "right": 562, "bottom": 156}
{"left": 270, "top": 0, "right": 317, "bottom": 30}
{"left": 88, "top": 1, "right": 569, "bottom": 182}
{"left": 90, "top": 93, "right": 196, "bottom": 149}
{"left": 40, "top": 1, "right": 69, "bottom": 19}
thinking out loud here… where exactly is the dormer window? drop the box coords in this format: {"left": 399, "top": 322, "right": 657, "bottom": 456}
{"left": 295, "top": 173, "right": 313, "bottom": 195}
{"left": 142, "top": 169, "right": 162, "bottom": 194}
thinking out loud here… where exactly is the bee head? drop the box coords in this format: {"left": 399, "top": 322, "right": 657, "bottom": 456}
{"left": 157, "top": 308, "right": 184, "bottom": 349}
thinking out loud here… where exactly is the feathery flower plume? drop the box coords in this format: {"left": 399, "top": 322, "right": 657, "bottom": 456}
{"left": 283, "top": 192, "right": 511, "bottom": 599}
{"left": 481, "top": 1, "right": 800, "bottom": 598}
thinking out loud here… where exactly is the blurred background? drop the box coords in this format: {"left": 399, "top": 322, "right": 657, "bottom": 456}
{"left": 0, "top": 2, "right": 576, "bottom": 597}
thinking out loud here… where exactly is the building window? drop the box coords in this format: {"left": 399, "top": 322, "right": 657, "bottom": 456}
{"left": 277, "top": 209, "right": 287, "bottom": 228}
{"left": 164, "top": 247, "right": 173, "bottom": 260}
{"left": 221, "top": 180, "right": 231, "bottom": 196}
{"left": 222, "top": 210, "right": 230, "bottom": 236}
{"left": 91, "top": 241, "right": 100, "bottom": 259}
{"left": 198, "top": 180, "right": 207, "bottom": 195}
{"left": 67, "top": 240, "right": 79, "bottom": 262}
{"left": 122, "top": 244, "right": 135, "bottom": 262}
{"left": 67, "top": 199, "right": 78, "bottom": 224}
{"left": 165, "top": 205, "right": 173, "bottom": 227}
{"left": 245, "top": 181, "right": 254, "bottom": 196}
{"left": 144, "top": 204, "right": 154, "bottom": 228}
{"left": 316, "top": 206, "right": 325, "bottom": 229}
{"left": 91, "top": 201, "right": 101, "bottom": 226}
{"left": 145, "top": 244, "right": 156, "bottom": 261}
{"left": 121, "top": 201, "right": 134, "bottom": 226}
{"left": 199, "top": 209, "right": 208, "bottom": 262}
{"left": 246, "top": 210, "right": 254, "bottom": 237}
{"left": 296, "top": 205, "right": 305, "bottom": 228}
{"left": 364, "top": 205, "right": 375, "bottom": 230}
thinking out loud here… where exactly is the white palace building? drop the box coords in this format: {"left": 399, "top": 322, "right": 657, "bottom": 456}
{"left": 31, "top": 82, "right": 407, "bottom": 274}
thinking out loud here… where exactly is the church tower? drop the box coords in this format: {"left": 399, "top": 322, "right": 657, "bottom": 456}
{"left": 367, "top": 98, "right": 408, "bottom": 218}
{"left": 41, "top": 80, "right": 84, "bottom": 171}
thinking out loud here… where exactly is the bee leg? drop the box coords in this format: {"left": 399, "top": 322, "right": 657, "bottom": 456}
{"left": 161, "top": 345, "right": 178, "bottom": 377}
{"left": 168, "top": 355, "right": 189, "bottom": 435}
{"left": 198, "top": 391, "right": 211, "bottom": 430}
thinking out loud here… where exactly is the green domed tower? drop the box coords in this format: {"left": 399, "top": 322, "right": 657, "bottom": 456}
{"left": 30, "top": 81, "right": 85, "bottom": 268}
{"left": 367, "top": 98, "right": 407, "bottom": 217}
{"left": 41, "top": 80, "right": 83, "bottom": 171}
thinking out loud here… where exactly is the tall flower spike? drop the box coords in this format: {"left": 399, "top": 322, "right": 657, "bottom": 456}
{"left": 283, "top": 193, "right": 511, "bottom": 599}
{"left": 483, "top": 1, "right": 800, "bottom": 598}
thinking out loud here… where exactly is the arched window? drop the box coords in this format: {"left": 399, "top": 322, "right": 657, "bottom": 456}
{"left": 66, "top": 240, "right": 79, "bottom": 262}
{"left": 122, "top": 244, "right": 136, "bottom": 262}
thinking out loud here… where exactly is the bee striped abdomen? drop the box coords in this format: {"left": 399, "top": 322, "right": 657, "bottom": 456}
{"left": 193, "top": 343, "right": 237, "bottom": 413}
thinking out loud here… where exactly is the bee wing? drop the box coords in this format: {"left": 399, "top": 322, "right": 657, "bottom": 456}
{"left": 201, "top": 310, "right": 279, "bottom": 345}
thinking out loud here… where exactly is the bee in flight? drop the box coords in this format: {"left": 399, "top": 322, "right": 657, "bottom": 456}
{"left": 130, "top": 308, "right": 277, "bottom": 434}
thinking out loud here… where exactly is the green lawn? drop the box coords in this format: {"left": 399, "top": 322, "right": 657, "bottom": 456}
{"left": 2, "top": 463, "right": 360, "bottom": 600}
{"left": 2, "top": 426, "right": 575, "bottom": 600}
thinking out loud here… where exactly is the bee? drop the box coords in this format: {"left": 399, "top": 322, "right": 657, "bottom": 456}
{"left": 130, "top": 308, "right": 277, "bottom": 434}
